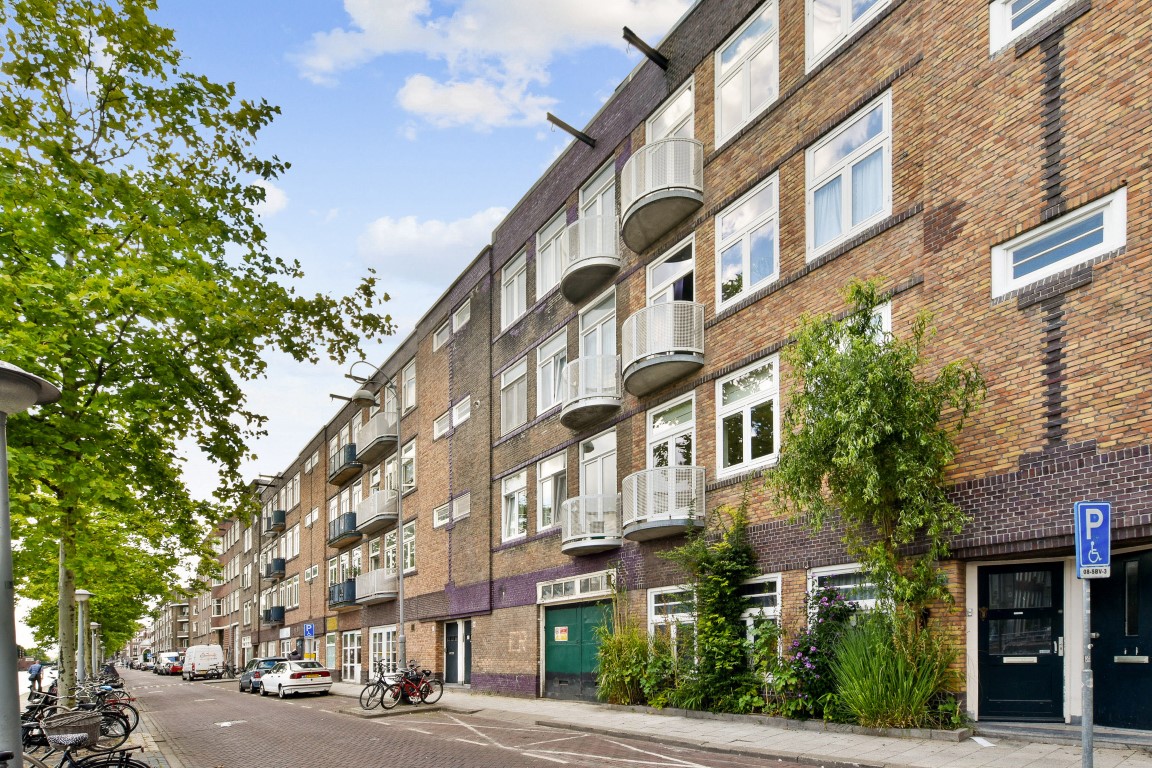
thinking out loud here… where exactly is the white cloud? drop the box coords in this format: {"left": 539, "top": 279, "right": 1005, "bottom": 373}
{"left": 357, "top": 206, "right": 508, "bottom": 284}
{"left": 253, "top": 180, "right": 288, "bottom": 217}
{"left": 295, "top": 0, "right": 693, "bottom": 129}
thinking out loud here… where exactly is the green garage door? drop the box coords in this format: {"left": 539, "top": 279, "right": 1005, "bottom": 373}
{"left": 544, "top": 602, "right": 611, "bottom": 701}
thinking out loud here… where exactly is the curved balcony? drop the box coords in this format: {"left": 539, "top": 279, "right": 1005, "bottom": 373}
{"left": 327, "top": 512, "right": 362, "bottom": 548}
{"left": 621, "top": 302, "right": 705, "bottom": 396}
{"left": 560, "top": 355, "right": 622, "bottom": 430}
{"left": 262, "top": 606, "right": 285, "bottom": 625}
{"left": 560, "top": 494, "right": 623, "bottom": 555}
{"left": 356, "top": 489, "right": 399, "bottom": 537}
{"left": 262, "top": 557, "right": 286, "bottom": 582}
{"left": 355, "top": 569, "right": 399, "bottom": 605}
{"left": 328, "top": 443, "right": 363, "bottom": 485}
{"left": 560, "top": 214, "right": 621, "bottom": 304}
{"left": 328, "top": 579, "right": 357, "bottom": 611}
{"left": 620, "top": 137, "right": 704, "bottom": 253}
{"left": 356, "top": 410, "right": 398, "bottom": 465}
{"left": 261, "top": 509, "right": 286, "bottom": 538}
{"left": 621, "top": 466, "right": 706, "bottom": 541}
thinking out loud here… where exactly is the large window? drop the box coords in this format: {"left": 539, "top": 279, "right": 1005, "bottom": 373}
{"left": 716, "top": 356, "right": 779, "bottom": 477}
{"left": 806, "top": 92, "right": 891, "bottom": 257}
{"left": 990, "top": 0, "right": 1077, "bottom": 51}
{"left": 402, "top": 521, "right": 416, "bottom": 573}
{"left": 810, "top": 565, "right": 878, "bottom": 611}
{"left": 501, "top": 251, "right": 527, "bottom": 330}
{"left": 500, "top": 358, "right": 528, "bottom": 435}
{"left": 400, "top": 440, "right": 416, "bottom": 491}
{"left": 536, "top": 330, "right": 567, "bottom": 414}
{"left": 716, "top": 176, "right": 779, "bottom": 308}
{"left": 537, "top": 452, "right": 567, "bottom": 531}
{"left": 649, "top": 586, "right": 696, "bottom": 659}
{"left": 807, "top": 0, "right": 889, "bottom": 70}
{"left": 402, "top": 360, "right": 416, "bottom": 412}
{"left": 715, "top": 1, "right": 779, "bottom": 143}
{"left": 991, "top": 188, "right": 1126, "bottom": 298}
{"left": 536, "top": 212, "right": 566, "bottom": 298}
{"left": 648, "top": 79, "right": 694, "bottom": 141}
{"left": 648, "top": 396, "right": 695, "bottom": 469}
{"left": 739, "top": 575, "right": 781, "bottom": 642}
{"left": 502, "top": 471, "right": 528, "bottom": 542}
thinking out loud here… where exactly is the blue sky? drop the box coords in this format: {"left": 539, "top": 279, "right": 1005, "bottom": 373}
{"left": 155, "top": 1, "right": 695, "bottom": 501}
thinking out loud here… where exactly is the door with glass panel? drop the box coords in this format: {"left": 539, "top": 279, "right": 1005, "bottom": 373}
{"left": 647, "top": 397, "right": 696, "bottom": 521}
{"left": 977, "top": 563, "right": 1064, "bottom": 720}
{"left": 579, "top": 291, "right": 616, "bottom": 398}
{"left": 580, "top": 432, "right": 617, "bottom": 536}
{"left": 341, "top": 630, "right": 363, "bottom": 684}
{"left": 1091, "top": 550, "right": 1152, "bottom": 729}
{"left": 580, "top": 163, "right": 616, "bottom": 255}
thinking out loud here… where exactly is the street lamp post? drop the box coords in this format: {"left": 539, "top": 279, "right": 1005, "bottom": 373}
{"left": 75, "top": 589, "right": 92, "bottom": 686}
{"left": 90, "top": 622, "right": 101, "bottom": 677}
{"left": 0, "top": 361, "right": 61, "bottom": 768}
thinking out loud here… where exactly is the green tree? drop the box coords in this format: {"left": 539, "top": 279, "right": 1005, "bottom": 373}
{"left": 0, "top": 0, "right": 391, "bottom": 700}
{"left": 769, "top": 280, "right": 983, "bottom": 611}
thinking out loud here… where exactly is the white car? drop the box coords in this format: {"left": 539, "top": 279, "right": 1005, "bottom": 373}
{"left": 258, "top": 660, "right": 332, "bottom": 698}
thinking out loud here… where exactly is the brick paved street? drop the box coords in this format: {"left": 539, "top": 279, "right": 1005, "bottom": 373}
{"left": 127, "top": 671, "right": 800, "bottom": 768}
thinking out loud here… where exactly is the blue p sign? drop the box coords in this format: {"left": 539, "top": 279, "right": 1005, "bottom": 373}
{"left": 1074, "top": 501, "right": 1111, "bottom": 578}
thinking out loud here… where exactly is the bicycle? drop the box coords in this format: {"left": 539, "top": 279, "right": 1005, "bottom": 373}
{"left": 358, "top": 660, "right": 395, "bottom": 709}
{"left": 3, "top": 738, "right": 150, "bottom": 768}
{"left": 377, "top": 661, "right": 442, "bottom": 709}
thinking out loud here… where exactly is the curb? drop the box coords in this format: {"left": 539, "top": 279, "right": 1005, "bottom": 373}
{"left": 139, "top": 708, "right": 188, "bottom": 768}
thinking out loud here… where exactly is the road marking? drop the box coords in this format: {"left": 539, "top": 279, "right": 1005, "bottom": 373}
{"left": 523, "top": 754, "right": 568, "bottom": 764}
{"left": 192, "top": 698, "right": 215, "bottom": 702}
{"left": 971, "top": 736, "right": 995, "bottom": 747}
{"left": 214, "top": 720, "right": 247, "bottom": 727}
{"left": 523, "top": 735, "right": 583, "bottom": 747}
{"left": 456, "top": 738, "right": 490, "bottom": 747}
{"left": 406, "top": 728, "right": 432, "bottom": 734}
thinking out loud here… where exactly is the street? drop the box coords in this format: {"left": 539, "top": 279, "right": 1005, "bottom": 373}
{"left": 126, "top": 670, "right": 800, "bottom": 768}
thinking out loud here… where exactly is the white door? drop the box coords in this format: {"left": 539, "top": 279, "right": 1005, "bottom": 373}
{"left": 579, "top": 291, "right": 616, "bottom": 396}
{"left": 580, "top": 431, "right": 617, "bottom": 531}
{"left": 341, "top": 631, "right": 362, "bottom": 683}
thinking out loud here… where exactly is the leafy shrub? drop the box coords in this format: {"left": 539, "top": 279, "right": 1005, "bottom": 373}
{"left": 595, "top": 617, "right": 648, "bottom": 705}
{"left": 829, "top": 609, "right": 957, "bottom": 728}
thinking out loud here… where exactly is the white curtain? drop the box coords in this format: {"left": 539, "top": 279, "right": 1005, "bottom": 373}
{"left": 813, "top": 176, "right": 842, "bottom": 248}
{"left": 851, "top": 149, "right": 884, "bottom": 226}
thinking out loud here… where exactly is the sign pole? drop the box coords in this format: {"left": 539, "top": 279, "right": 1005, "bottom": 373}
{"left": 1081, "top": 576, "right": 1093, "bottom": 768}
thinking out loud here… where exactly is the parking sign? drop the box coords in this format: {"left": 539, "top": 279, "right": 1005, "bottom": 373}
{"left": 1074, "top": 501, "right": 1111, "bottom": 578}
{"left": 303, "top": 623, "right": 315, "bottom": 638}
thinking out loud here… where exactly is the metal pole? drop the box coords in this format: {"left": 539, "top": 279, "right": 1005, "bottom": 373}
{"left": 394, "top": 380, "right": 406, "bottom": 670}
{"left": 1082, "top": 577, "right": 1093, "bottom": 768}
{"left": 77, "top": 598, "right": 86, "bottom": 686}
{"left": 0, "top": 413, "right": 25, "bottom": 768}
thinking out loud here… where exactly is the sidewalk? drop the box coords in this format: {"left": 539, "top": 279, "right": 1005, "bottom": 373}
{"left": 325, "top": 679, "right": 1152, "bottom": 768}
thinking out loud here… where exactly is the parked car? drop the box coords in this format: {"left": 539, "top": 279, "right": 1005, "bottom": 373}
{"left": 168, "top": 657, "right": 184, "bottom": 676}
{"left": 258, "top": 660, "right": 332, "bottom": 698}
{"left": 182, "top": 644, "right": 225, "bottom": 680}
{"left": 238, "top": 656, "right": 287, "bottom": 694}
{"left": 153, "top": 652, "right": 180, "bottom": 675}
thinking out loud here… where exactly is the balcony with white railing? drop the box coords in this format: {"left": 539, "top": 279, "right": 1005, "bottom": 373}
{"left": 560, "top": 214, "right": 622, "bottom": 304}
{"left": 355, "top": 569, "right": 399, "bottom": 605}
{"left": 560, "top": 355, "right": 622, "bottom": 430}
{"left": 560, "top": 494, "right": 622, "bottom": 555}
{"left": 355, "top": 489, "right": 399, "bottom": 537}
{"left": 621, "top": 302, "right": 705, "bottom": 396}
{"left": 620, "top": 137, "right": 704, "bottom": 253}
{"left": 356, "top": 410, "right": 399, "bottom": 464}
{"left": 621, "top": 466, "right": 706, "bottom": 541}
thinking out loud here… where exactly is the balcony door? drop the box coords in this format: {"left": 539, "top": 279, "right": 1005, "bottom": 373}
{"left": 648, "top": 240, "right": 694, "bottom": 304}
{"left": 580, "top": 431, "right": 617, "bottom": 533}
{"left": 648, "top": 397, "right": 695, "bottom": 469}
{"left": 579, "top": 290, "right": 616, "bottom": 396}
{"left": 341, "top": 630, "right": 362, "bottom": 684}
{"left": 647, "top": 80, "right": 694, "bottom": 142}
{"left": 580, "top": 163, "right": 616, "bottom": 254}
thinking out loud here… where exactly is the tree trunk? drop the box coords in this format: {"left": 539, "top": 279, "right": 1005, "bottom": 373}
{"left": 57, "top": 533, "right": 76, "bottom": 707}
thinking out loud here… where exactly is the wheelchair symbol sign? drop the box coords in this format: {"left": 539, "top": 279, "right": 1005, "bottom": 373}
{"left": 304, "top": 623, "right": 315, "bottom": 638}
{"left": 1074, "top": 501, "right": 1111, "bottom": 578}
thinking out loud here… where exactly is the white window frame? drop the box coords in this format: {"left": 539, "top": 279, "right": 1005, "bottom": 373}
{"left": 714, "top": 1, "right": 779, "bottom": 144}
{"left": 501, "top": 471, "right": 528, "bottom": 542}
{"left": 433, "top": 322, "right": 450, "bottom": 351}
{"left": 537, "top": 452, "right": 567, "bottom": 531}
{"left": 647, "top": 394, "right": 696, "bottom": 469}
{"left": 433, "top": 411, "right": 451, "bottom": 440}
{"left": 452, "top": 300, "right": 471, "bottom": 331}
{"left": 647, "top": 235, "right": 694, "bottom": 304}
{"left": 989, "top": 0, "right": 1077, "bottom": 52}
{"left": 806, "top": 0, "right": 890, "bottom": 71}
{"left": 452, "top": 397, "right": 471, "bottom": 426}
{"left": 808, "top": 564, "right": 879, "bottom": 611}
{"left": 500, "top": 358, "right": 528, "bottom": 435}
{"left": 991, "top": 188, "right": 1126, "bottom": 299}
{"left": 402, "top": 360, "right": 416, "bottom": 412}
{"left": 402, "top": 521, "right": 416, "bottom": 573}
{"left": 715, "top": 355, "right": 779, "bottom": 478}
{"left": 805, "top": 91, "right": 892, "bottom": 259}
{"left": 715, "top": 175, "right": 780, "bottom": 310}
{"left": 648, "top": 585, "right": 696, "bottom": 658}
{"left": 452, "top": 492, "right": 470, "bottom": 522}
{"left": 433, "top": 503, "right": 451, "bottom": 528}
{"left": 501, "top": 251, "right": 527, "bottom": 330}
{"left": 740, "top": 574, "right": 782, "bottom": 643}
{"left": 536, "top": 330, "right": 567, "bottom": 415}
{"left": 400, "top": 440, "right": 416, "bottom": 492}
{"left": 536, "top": 211, "right": 566, "bottom": 298}
{"left": 646, "top": 77, "right": 694, "bottom": 142}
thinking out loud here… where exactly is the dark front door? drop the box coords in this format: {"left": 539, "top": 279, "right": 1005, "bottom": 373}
{"left": 444, "top": 622, "right": 459, "bottom": 684}
{"left": 978, "top": 562, "right": 1065, "bottom": 721}
{"left": 1091, "top": 549, "right": 1152, "bottom": 729}
{"left": 544, "top": 602, "right": 610, "bottom": 701}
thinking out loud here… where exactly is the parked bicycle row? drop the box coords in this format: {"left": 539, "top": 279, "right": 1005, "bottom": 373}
{"left": 358, "top": 660, "right": 443, "bottom": 710}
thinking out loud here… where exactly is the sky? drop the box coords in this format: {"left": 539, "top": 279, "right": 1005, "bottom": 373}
{"left": 152, "top": 0, "right": 697, "bottom": 503}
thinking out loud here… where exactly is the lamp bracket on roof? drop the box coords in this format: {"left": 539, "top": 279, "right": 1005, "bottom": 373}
{"left": 546, "top": 112, "right": 596, "bottom": 148}
{"left": 623, "top": 26, "right": 669, "bottom": 70}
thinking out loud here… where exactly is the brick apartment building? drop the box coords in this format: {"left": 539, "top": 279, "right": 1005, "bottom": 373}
{"left": 204, "top": 0, "right": 1152, "bottom": 729}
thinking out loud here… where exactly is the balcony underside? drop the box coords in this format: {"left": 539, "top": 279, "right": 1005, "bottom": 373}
{"left": 621, "top": 190, "right": 703, "bottom": 254}
{"left": 559, "top": 396, "right": 621, "bottom": 430}
{"left": 623, "top": 516, "right": 703, "bottom": 542}
{"left": 356, "top": 433, "right": 397, "bottom": 465}
{"left": 355, "top": 589, "right": 398, "bottom": 606}
{"left": 623, "top": 353, "right": 704, "bottom": 397}
{"left": 328, "top": 461, "right": 363, "bottom": 485}
{"left": 327, "top": 530, "right": 362, "bottom": 548}
{"left": 329, "top": 598, "right": 359, "bottom": 612}
{"left": 561, "top": 258, "right": 621, "bottom": 304}
{"left": 560, "top": 536, "right": 623, "bottom": 555}
{"left": 356, "top": 510, "right": 398, "bottom": 537}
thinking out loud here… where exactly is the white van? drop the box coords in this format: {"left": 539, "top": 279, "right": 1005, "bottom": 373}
{"left": 182, "top": 644, "right": 225, "bottom": 680}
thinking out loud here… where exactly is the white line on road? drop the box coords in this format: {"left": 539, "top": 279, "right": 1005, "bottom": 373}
{"left": 456, "top": 738, "right": 490, "bottom": 747}
{"left": 192, "top": 699, "right": 215, "bottom": 702}
{"left": 522, "top": 735, "right": 584, "bottom": 748}
{"left": 406, "top": 728, "right": 432, "bottom": 734}
{"left": 523, "top": 753, "right": 568, "bottom": 764}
